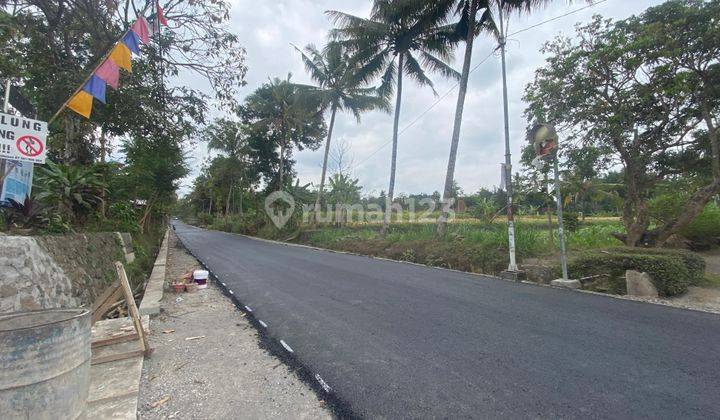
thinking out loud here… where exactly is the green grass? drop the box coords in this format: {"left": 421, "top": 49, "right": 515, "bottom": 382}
{"left": 302, "top": 220, "right": 626, "bottom": 264}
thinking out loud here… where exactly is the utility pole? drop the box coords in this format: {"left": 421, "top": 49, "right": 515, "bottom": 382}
{"left": 498, "top": 4, "right": 519, "bottom": 277}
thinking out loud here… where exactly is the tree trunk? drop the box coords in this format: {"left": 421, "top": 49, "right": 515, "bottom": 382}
{"left": 650, "top": 177, "right": 720, "bottom": 246}
{"left": 314, "top": 105, "right": 338, "bottom": 226}
{"left": 437, "top": 0, "right": 477, "bottom": 236}
{"left": 382, "top": 53, "right": 404, "bottom": 235}
{"left": 99, "top": 128, "right": 107, "bottom": 218}
{"left": 278, "top": 140, "right": 286, "bottom": 190}
{"left": 702, "top": 105, "right": 720, "bottom": 202}
{"left": 621, "top": 163, "right": 650, "bottom": 247}
{"left": 225, "top": 181, "right": 233, "bottom": 217}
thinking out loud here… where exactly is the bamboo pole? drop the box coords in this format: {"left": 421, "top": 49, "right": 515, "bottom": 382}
{"left": 48, "top": 4, "right": 153, "bottom": 125}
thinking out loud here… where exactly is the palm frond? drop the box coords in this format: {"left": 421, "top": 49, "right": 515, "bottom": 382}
{"left": 419, "top": 50, "right": 461, "bottom": 80}
{"left": 403, "top": 52, "right": 437, "bottom": 95}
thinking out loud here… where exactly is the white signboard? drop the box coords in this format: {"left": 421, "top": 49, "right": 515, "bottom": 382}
{"left": 0, "top": 112, "right": 48, "bottom": 164}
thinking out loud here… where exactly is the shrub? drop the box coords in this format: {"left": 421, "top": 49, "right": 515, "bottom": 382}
{"left": 680, "top": 203, "right": 720, "bottom": 249}
{"left": 562, "top": 212, "right": 580, "bottom": 232}
{"left": 567, "top": 248, "right": 697, "bottom": 297}
{"left": 604, "top": 247, "right": 705, "bottom": 284}
{"left": 196, "top": 213, "right": 214, "bottom": 226}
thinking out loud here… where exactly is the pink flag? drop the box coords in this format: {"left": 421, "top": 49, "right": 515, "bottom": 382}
{"left": 131, "top": 18, "right": 150, "bottom": 44}
{"left": 95, "top": 59, "right": 120, "bottom": 89}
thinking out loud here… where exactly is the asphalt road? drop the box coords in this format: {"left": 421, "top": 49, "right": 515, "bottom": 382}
{"left": 173, "top": 222, "right": 720, "bottom": 419}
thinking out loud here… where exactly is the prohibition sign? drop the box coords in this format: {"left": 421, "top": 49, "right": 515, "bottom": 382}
{"left": 16, "top": 135, "right": 44, "bottom": 158}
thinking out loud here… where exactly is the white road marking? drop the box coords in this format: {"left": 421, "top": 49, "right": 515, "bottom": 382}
{"left": 244, "top": 305, "right": 253, "bottom": 312}
{"left": 229, "top": 290, "right": 234, "bottom": 295}
{"left": 221, "top": 282, "right": 226, "bottom": 286}
{"left": 280, "top": 340, "right": 294, "bottom": 353}
{"left": 258, "top": 320, "right": 267, "bottom": 328}
{"left": 315, "top": 374, "right": 332, "bottom": 393}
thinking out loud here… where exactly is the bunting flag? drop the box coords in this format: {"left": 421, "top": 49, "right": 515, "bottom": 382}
{"left": 157, "top": 2, "right": 169, "bottom": 26}
{"left": 60, "top": 14, "right": 171, "bottom": 120}
{"left": 131, "top": 17, "right": 151, "bottom": 44}
{"left": 67, "top": 91, "right": 93, "bottom": 118}
{"left": 95, "top": 59, "right": 120, "bottom": 89}
{"left": 83, "top": 75, "right": 107, "bottom": 104}
{"left": 109, "top": 42, "right": 132, "bottom": 72}
{"left": 122, "top": 30, "right": 142, "bottom": 56}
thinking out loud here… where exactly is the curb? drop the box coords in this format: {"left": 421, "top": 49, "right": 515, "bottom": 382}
{"left": 139, "top": 229, "right": 170, "bottom": 317}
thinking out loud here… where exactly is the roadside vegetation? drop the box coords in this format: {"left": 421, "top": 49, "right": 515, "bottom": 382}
{"left": 3, "top": 1, "right": 718, "bottom": 300}
{"left": 176, "top": 0, "right": 720, "bottom": 299}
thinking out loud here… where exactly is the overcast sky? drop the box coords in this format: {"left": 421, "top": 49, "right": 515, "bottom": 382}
{"left": 178, "top": 0, "right": 665, "bottom": 197}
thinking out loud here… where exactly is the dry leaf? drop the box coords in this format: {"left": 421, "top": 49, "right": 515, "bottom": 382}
{"left": 162, "top": 329, "right": 175, "bottom": 334}
{"left": 151, "top": 395, "right": 170, "bottom": 408}
{"left": 185, "top": 335, "right": 205, "bottom": 341}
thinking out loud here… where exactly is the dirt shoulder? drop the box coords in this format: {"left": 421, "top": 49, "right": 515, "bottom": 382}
{"left": 138, "top": 232, "right": 332, "bottom": 419}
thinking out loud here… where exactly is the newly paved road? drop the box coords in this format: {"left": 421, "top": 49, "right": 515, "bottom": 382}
{"left": 173, "top": 222, "right": 720, "bottom": 419}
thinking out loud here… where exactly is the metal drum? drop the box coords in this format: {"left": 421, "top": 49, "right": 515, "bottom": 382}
{"left": 0, "top": 309, "right": 91, "bottom": 420}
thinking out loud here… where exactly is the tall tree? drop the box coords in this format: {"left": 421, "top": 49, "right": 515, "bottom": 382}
{"left": 204, "top": 118, "right": 258, "bottom": 216}
{"left": 243, "top": 75, "right": 326, "bottom": 189}
{"left": 293, "top": 41, "right": 389, "bottom": 217}
{"left": 524, "top": 6, "right": 720, "bottom": 247}
{"left": 328, "top": 0, "right": 460, "bottom": 233}
{"left": 436, "top": 0, "right": 560, "bottom": 235}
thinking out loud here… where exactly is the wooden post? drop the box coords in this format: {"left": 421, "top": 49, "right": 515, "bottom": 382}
{"left": 114, "top": 261, "right": 151, "bottom": 356}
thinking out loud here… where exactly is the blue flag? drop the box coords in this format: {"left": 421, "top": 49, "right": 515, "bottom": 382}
{"left": 122, "top": 30, "right": 142, "bottom": 55}
{"left": 83, "top": 75, "right": 107, "bottom": 104}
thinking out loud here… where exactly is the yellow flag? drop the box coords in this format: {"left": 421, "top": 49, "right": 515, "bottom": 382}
{"left": 67, "top": 90, "right": 93, "bottom": 119}
{"left": 109, "top": 43, "right": 132, "bottom": 72}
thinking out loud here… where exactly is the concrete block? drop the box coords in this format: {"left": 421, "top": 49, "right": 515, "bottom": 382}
{"left": 551, "top": 279, "right": 582, "bottom": 289}
{"left": 626, "top": 270, "right": 658, "bottom": 297}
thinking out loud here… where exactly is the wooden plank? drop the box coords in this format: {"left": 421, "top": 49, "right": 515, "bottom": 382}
{"left": 91, "top": 333, "right": 139, "bottom": 348}
{"left": 115, "top": 261, "right": 151, "bottom": 356}
{"left": 91, "top": 349, "right": 144, "bottom": 365}
{"left": 92, "top": 286, "right": 123, "bottom": 324}
{"left": 92, "top": 280, "right": 121, "bottom": 313}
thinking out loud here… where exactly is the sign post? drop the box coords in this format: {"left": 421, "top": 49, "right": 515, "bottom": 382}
{"left": 530, "top": 124, "right": 576, "bottom": 287}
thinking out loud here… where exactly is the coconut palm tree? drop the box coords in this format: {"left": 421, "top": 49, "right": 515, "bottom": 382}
{"left": 328, "top": 0, "right": 460, "bottom": 234}
{"left": 436, "top": 0, "right": 560, "bottom": 236}
{"left": 245, "top": 75, "right": 325, "bottom": 189}
{"left": 292, "top": 42, "right": 389, "bottom": 220}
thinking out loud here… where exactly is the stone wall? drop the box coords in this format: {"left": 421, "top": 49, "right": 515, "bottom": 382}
{"left": 0, "top": 232, "right": 131, "bottom": 313}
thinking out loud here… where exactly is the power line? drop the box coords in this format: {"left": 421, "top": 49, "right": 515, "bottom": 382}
{"left": 348, "top": 0, "right": 610, "bottom": 172}
{"left": 507, "top": 0, "right": 611, "bottom": 37}
{"left": 350, "top": 51, "right": 495, "bottom": 171}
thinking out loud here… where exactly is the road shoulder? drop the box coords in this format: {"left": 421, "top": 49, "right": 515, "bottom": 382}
{"left": 137, "top": 232, "right": 332, "bottom": 419}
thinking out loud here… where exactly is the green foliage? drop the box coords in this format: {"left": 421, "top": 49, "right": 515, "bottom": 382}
{"left": 3, "top": 196, "right": 46, "bottom": 229}
{"left": 524, "top": 0, "right": 720, "bottom": 246}
{"left": 567, "top": 247, "right": 706, "bottom": 297}
{"left": 562, "top": 212, "right": 580, "bottom": 232}
{"left": 35, "top": 161, "right": 106, "bottom": 223}
{"left": 680, "top": 204, "right": 720, "bottom": 249}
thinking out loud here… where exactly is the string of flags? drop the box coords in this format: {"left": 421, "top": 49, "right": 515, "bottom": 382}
{"left": 64, "top": 3, "right": 168, "bottom": 120}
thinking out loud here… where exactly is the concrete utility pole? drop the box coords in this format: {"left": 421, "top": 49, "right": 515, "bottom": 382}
{"left": 497, "top": 5, "right": 519, "bottom": 276}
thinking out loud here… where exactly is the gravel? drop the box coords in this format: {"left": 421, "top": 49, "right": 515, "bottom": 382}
{"left": 138, "top": 233, "right": 332, "bottom": 419}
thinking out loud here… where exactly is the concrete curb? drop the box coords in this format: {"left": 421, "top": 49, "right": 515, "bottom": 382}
{"left": 139, "top": 229, "right": 170, "bottom": 317}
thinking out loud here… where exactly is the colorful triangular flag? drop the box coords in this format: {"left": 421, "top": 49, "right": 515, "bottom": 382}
{"left": 131, "top": 17, "right": 150, "bottom": 44}
{"left": 83, "top": 75, "right": 107, "bottom": 104}
{"left": 122, "top": 30, "right": 142, "bottom": 55}
{"left": 157, "top": 2, "right": 169, "bottom": 26}
{"left": 95, "top": 59, "right": 120, "bottom": 89}
{"left": 109, "top": 43, "right": 132, "bottom": 72}
{"left": 67, "top": 91, "right": 93, "bottom": 118}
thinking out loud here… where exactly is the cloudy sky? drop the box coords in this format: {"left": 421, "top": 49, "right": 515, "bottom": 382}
{"left": 179, "top": 0, "right": 665, "bottom": 197}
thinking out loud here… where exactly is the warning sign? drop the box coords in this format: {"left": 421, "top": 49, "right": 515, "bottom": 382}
{"left": 0, "top": 112, "right": 48, "bottom": 164}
